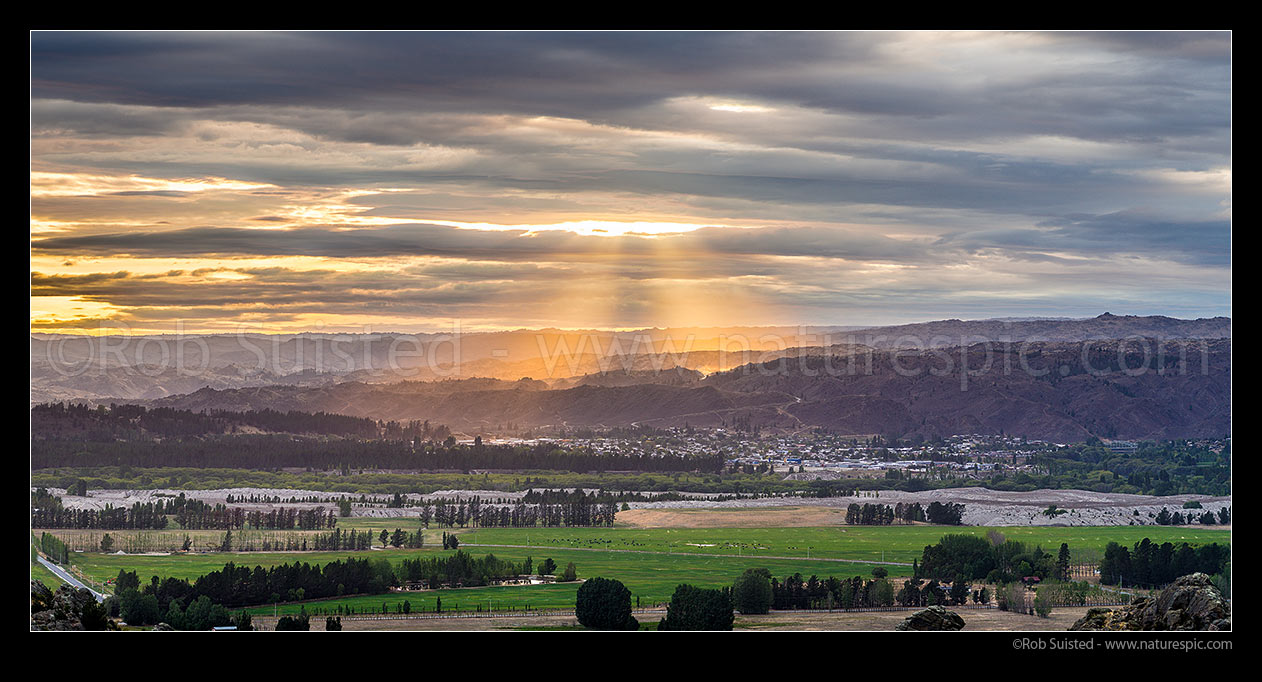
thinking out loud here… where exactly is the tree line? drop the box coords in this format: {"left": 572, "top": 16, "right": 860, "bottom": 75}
{"left": 32, "top": 435, "right": 721, "bottom": 473}
{"left": 1152, "top": 505, "right": 1229, "bottom": 526}
{"left": 32, "top": 401, "right": 453, "bottom": 442}
{"left": 1099, "top": 538, "right": 1229, "bottom": 588}
{"left": 412, "top": 495, "right": 619, "bottom": 528}
{"left": 917, "top": 532, "right": 1072, "bottom": 584}
{"left": 110, "top": 556, "right": 396, "bottom": 617}
{"left": 396, "top": 551, "right": 551, "bottom": 589}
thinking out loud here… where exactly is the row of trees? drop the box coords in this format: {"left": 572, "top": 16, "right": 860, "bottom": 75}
{"left": 925, "top": 501, "right": 966, "bottom": 525}
{"left": 38, "top": 532, "right": 70, "bottom": 564}
{"left": 108, "top": 570, "right": 253, "bottom": 630}
{"left": 917, "top": 533, "right": 1071, "bottom": 584}
{"left": 417, "top": 497, "right": 619, "bottom": 528}
{"left": 843, "top": 502, "right": 941, "bottom": 525}
{"left": 1099, "top": 539, "right": 1229, "bottom": 588}
{"left": 572, "top": 576, "right": 734, "bottom": 631}
{"left": 175, "top": 505, "right": 339, "bottom": 531}
{"left": 33, "top": 436, "right": 721, "bottom": 473}
{"left": 32, "top": 496, "right": 171, "bottom": 530}
{"left": 112, "top": 556, "right": 397, "bottom": 615}
{"left": 1153, "top": 506, "right": 1229, "bottom": 526}
{"left": 32, "top": 402, "right": 445, "bottom": 441}
{"left": 30, "top": 490, "right": 340, "bottom": 532}
{"left": 730, "top": 567, "right": 911, "bottom": 613}
{"left": 396, "top": 551, "right": 576, "bottom": 589}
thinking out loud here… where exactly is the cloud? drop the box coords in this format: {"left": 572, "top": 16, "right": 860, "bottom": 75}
{"left": 29, "top": 31, "right": 1232, "bottom": 330}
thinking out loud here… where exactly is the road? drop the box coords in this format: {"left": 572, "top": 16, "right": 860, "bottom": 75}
{"left": 36, "top": 556, "right": 106, "bottom": 603}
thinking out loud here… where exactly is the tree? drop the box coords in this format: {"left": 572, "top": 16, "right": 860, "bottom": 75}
{"left": 100, "top": 533, "right": 114, "bottom": 553}
{"left": 325, "top": 616, "right": 342, "bottom": 630}
{"left": 560, "top": 562, "right": 578, "bottom": 582}
{"left": 380, "top": 529, "right": 389, "bottom": 548}
{"left": 919, "top": 534, "right": 994, "bottom": 581}
{"left": 926, "top": 501, "right": 965, "bottom": 525}
{"left": 949, "top": 578, "right": 970, "bottom": 605}
{"left": 658, "top": 584, "right": 733, "bottom": 631}
{"left": 575, "top": 577, "right": 636, "bottom": 630}
{"left": 731, "top": 568, "right": 773, "bottom": 615}
{"left": 539, "top": 558, "right": 557, "bottom": 575}
{"left": 871, "top": 566, "right": 888, "bottom": 579}
{"left": 80, "top": 598, "right": 111, "bottom": 631}
{"left": 119, "top": 591, "right": 160, "bottom": 626}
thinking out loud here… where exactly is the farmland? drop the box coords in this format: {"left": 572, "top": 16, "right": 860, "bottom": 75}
{"left": 67, "top": 543, "right": 900, "bottom": 614}
{"left": 453, "top": 524, "right": 1229, "bottom": 565}
{"left": 40, "top": 522, "right": 1229, "bottom": 620}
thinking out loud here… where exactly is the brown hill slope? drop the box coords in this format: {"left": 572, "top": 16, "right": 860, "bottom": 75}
{"left": 135, "top": 338, "right": 1228, "bottom": 441}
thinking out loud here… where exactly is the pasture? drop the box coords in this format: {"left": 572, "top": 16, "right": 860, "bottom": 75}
{"left": 455, "top": 524, "right": 1231, "bottom": 565}
{"left": 53, "top": 523, "right": 1229, "bottom": 617}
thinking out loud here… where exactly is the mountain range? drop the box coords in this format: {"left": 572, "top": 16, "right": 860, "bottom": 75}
{"left": 31, "top": 314, "right": 1231, "bottom": 441}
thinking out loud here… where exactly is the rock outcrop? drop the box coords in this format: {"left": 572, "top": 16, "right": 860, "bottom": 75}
{"left": 31, "top": 579, "right": 113, "bottom": 631}
{"left": 1069, "top": 573, "right": 1230, "bottom": 631}
{"left": 895, "top": 605, "right": 966, "bottom": 631}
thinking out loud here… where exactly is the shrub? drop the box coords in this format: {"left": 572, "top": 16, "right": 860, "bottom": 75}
{"left": 275, "top": 612, "right": 311, "bottom": 631}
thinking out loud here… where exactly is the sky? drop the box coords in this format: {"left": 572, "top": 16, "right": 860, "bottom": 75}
{"left": 30, "top": 31, "right": 1231, "bottom": 334}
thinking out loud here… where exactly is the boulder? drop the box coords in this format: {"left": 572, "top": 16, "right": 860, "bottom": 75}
{"left": 31, "top": 579, "right": 113, "bottom": 631}
{"left": 31, "top": 580, "right": 54, "bottom": 614}
{"left": 1070, "top": 573, "right": 1230, "bottom": 631}
{"left": 895, "top": 605, "right": 966, "bottom": 631}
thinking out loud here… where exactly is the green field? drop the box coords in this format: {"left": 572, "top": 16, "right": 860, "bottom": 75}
{"left": 61, "top": 524, "right": 1228, "bottom": 617}
{"left": 30, "top": 542, "right": 65, "bottom": 588}
{"left": 72, "top": 544, "right": 901, "bottom": 615}
{"left": 454, "top": 524, "right": 1230, "bottom": 564}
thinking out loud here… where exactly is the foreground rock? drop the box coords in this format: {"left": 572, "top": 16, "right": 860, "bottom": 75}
{"left": 895, "top": 606, "right": 966, "bottom": 631}
{"left": 1070, "top": 573, "right": 1230, "bottom": 631}
{"left": 31, "top": 579, "right": 114, "bottom": 631}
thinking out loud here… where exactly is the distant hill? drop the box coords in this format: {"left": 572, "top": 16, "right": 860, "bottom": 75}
{"left": 833, "top": 313, "right": 1231, "bottom": 348}
{"left": 112, "top": 337, "right": 1229, "bottom": 442}
{"left": 31, "top": 314, "right": 1231, "bottom": 415}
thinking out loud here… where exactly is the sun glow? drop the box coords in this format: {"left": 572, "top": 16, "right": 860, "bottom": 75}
{"left": 426, "top": 219, "right": 723, "bottom": 237}
{"left": 30, "top": 171, "right": 275, "bottom": 198}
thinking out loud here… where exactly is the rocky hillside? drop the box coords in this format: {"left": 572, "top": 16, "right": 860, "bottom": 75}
{"left": 1070, "top": 573, "right": 1230, "bottom": 631}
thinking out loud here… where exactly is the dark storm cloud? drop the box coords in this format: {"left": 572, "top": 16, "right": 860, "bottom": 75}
{"left": 1050, "top": 31, "right": 1231, "bottom": 62}
{"left": 30, "top": 32, "right": 859, "bottom": 114}
{"left": 937, "top": 211, "right": 1231, "bottom": 266}
{"left": 30, "top": 32, "right": 1229, "bottom": 144}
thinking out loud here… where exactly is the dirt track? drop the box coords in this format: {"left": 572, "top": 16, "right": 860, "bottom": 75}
{"left": 271, "top": 606, "right": 1096, "bottom": 631}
